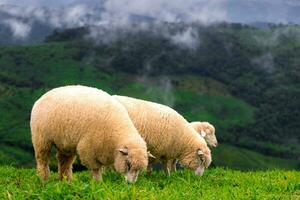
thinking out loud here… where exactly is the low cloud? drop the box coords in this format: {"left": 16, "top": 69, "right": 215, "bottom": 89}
{"left": 2, "top": 0, "right": 299, "bottom": 46}
{"left": 252, "top": 52, "right": 275, "bottom": 73}
{"left": 0, "top": 0, "right": 227, "bottom": 44}
{"left": 3, "top": 19, "right": 31, "bottom": 39}
{"left": 138, "top": 62, "right": 175, "bottom": 107}
{"left": 170, "top": 27, "right": 200, "bottom": 49}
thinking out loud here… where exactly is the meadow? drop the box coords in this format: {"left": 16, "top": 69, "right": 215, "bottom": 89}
{"left": 0, "top": 166, "right": 299, "bottom": 199}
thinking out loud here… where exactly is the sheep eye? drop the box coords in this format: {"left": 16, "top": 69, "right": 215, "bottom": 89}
{"left": 126, "top": 160, "right": 131, "bottom": 171}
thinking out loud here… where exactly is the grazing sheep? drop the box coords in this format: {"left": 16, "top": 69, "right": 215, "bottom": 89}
{"left": 167, "top": 121, "right": 218, "bottom": 173}
{"left": 113, "top": 95, "right": 211, "bottom": 176}
{"left": 30, "top": 85, "right": 148, "bottom": 183}
{"left": 190, "top": 121, "right": 218, "bottom": 147}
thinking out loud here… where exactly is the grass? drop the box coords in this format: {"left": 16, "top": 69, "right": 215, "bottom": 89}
{"left": 0, "top": 166, "right": 299, "bottom": 199}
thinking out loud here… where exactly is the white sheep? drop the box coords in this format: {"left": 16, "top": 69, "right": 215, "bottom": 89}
{"left": 31, "top": 85, "right": 148, "bottom": 183}
{"left": 190, "top": 121, "right": 218, "bottom": 147}
{"left": 113, "top": 95, "right": 212, "bottom": 176}
{"left": 167, "top": 121, "right": 218, "bottom": 172}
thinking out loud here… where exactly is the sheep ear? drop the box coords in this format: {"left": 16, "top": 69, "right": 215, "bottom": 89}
{"left": 148, "top": 151, "right": 156, "bottom": 159}
{"left": 200, "top": 130, "right": 206, "bottom": 137}
{"left": 117, "top": 148, "right": 128, "bottom": 156}
{"left": 197, "top": 150, "right": 204, "bottom": 156}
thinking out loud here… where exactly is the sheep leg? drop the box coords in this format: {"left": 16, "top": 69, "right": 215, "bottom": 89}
{"left": 147, "top": 156, "right": 157, "bottom": 176}
{"left": 162, "top": 161, "right": 171, "bottom": 176}
{"left": 91, "top": 168, "right": 103, "bottom": 181}
{"left": 56, "top": 152, "right": 76, "bottom": 181}
{"left": 166, "top": 160, "right": 174, "bottom": 172}
{"left": 170, "top": 159, "right": 177, "bottom": 172}
{"left": 147, "top": 164, "right": 153, "bottom": 176}
{"left": 34, "top": 142, "right": 51, "bottom": 181}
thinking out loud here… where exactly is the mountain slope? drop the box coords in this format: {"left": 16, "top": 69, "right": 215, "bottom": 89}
{"left": 1, "top": 22, "right": 300, "bottom": 169}
{"left": 0, "top": 41, "right": 299, "bottom": 169}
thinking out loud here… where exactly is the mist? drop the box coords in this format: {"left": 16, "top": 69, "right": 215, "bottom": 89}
{"left": 1, "top": 0, "right": 299, "bottom": 44}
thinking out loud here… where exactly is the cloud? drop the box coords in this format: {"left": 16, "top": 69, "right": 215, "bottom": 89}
{"left": 1, "top": 0, "right": 299, "bottom": 43}
{"left": 225, "top": 0, "right": 300, "bottom": 24}
{"left": 252, "top": 52, "right": 275, "bottom": 73}
{"left": 78, "top": 0, "right": 226, "bottom": 48}
{"left": 0, "top": 0, "right": 87, "bottom": 7}
{"left": 250, "top": 26, "right": 300, "bottom": 72}
{"left": 1, "top": 1, "right": 224, "bottom": 27}
{"left": 261, "top": 0, "right": 300, "bottom": 7}
{"left": 170, "top": 27, "right": 200, "bottom": 49}
{"left": 88, "top": 22, "right": 202, "bottom": 49}
{"left": 0, "top": 3, "right": 101, "bottom": 28}
{"left": 2, "top": 0, "right": 300, "bottom": 24}
{"left": 137, "top": 62, "right": 175, "bottom": 107}
{"left": 48, "top": 4, "right": 94, "bottom": 27}
{"left": 3, "top": 19, "right": 31, "bottom": 39}
{"left": 102, "top": 0, "right": 227, "bottom": 24}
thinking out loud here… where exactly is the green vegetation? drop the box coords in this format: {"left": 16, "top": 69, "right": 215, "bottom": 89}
{"left": 0, "top": 23, "right": 299, "bottom": 170}
{"left": 0, "top": 166, "right": 299, "bottom": 199}
{"left": 213, "top": 144, "right": 299, "bottom": 170}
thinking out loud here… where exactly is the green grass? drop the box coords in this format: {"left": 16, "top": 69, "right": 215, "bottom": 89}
{"left": 0, "top": 166, "right": 299, "bottom": 199}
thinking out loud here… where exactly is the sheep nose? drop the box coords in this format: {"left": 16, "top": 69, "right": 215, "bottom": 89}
{"left": 195, "top": 166, "right": 205, "bottom": 176}
{"left": 125, "top": 178, "right": 136, "bottom": 184}
{"left": 125, "top": 171, "right": 139, "bottom": 183}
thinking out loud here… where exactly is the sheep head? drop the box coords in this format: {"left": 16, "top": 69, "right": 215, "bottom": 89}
{"left": 114, "top": 146, "right": 148, "bottom": 183}
{"left": 179, "top": 143, "right": 212, "bottom": 176}
{"left": 191, "top": 121, "right": 218, "bottom": 147}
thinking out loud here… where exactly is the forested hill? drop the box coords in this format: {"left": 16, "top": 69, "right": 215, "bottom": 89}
{"left": 0, "top": 22, "right": 299, "bottom": 169}
{"left": 46, "top": 23, "right": 300, "bottom": 157}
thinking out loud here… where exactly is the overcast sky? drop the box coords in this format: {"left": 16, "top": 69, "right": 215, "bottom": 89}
{"left": 0, "top": 0, "right": 299, "bottom": 24}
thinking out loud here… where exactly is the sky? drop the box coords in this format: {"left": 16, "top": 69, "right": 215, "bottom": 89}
{"left": 0, "top": 0, "right": 299, "bottom": 24}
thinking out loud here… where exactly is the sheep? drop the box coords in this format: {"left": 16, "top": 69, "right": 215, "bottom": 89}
{"left": 166, "top": 121, "right": 218, "bottom": 173}
{"left": 113, "top": 95, "right": 212, "bottom": 176}
{"left": 190, "top": 121, "right": 218, "bottom": 148}
{"left": 30, "top": 85, "right": 148, "bottom": 183}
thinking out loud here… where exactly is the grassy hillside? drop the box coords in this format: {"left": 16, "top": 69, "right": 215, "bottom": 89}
{"left": 46, "top": 24, "right": 300, "bottom": 159}
{"left": 213, "top": 144, "right": 299, "bottom": 170}
{"left": 0, "top": 166, "right": 299, "bottom": 199}
{"left": 0, "top": 25, "right": 299, "bottom": 170}
{"left": 0, "top": 43, "right": 257, "bottom": 167}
